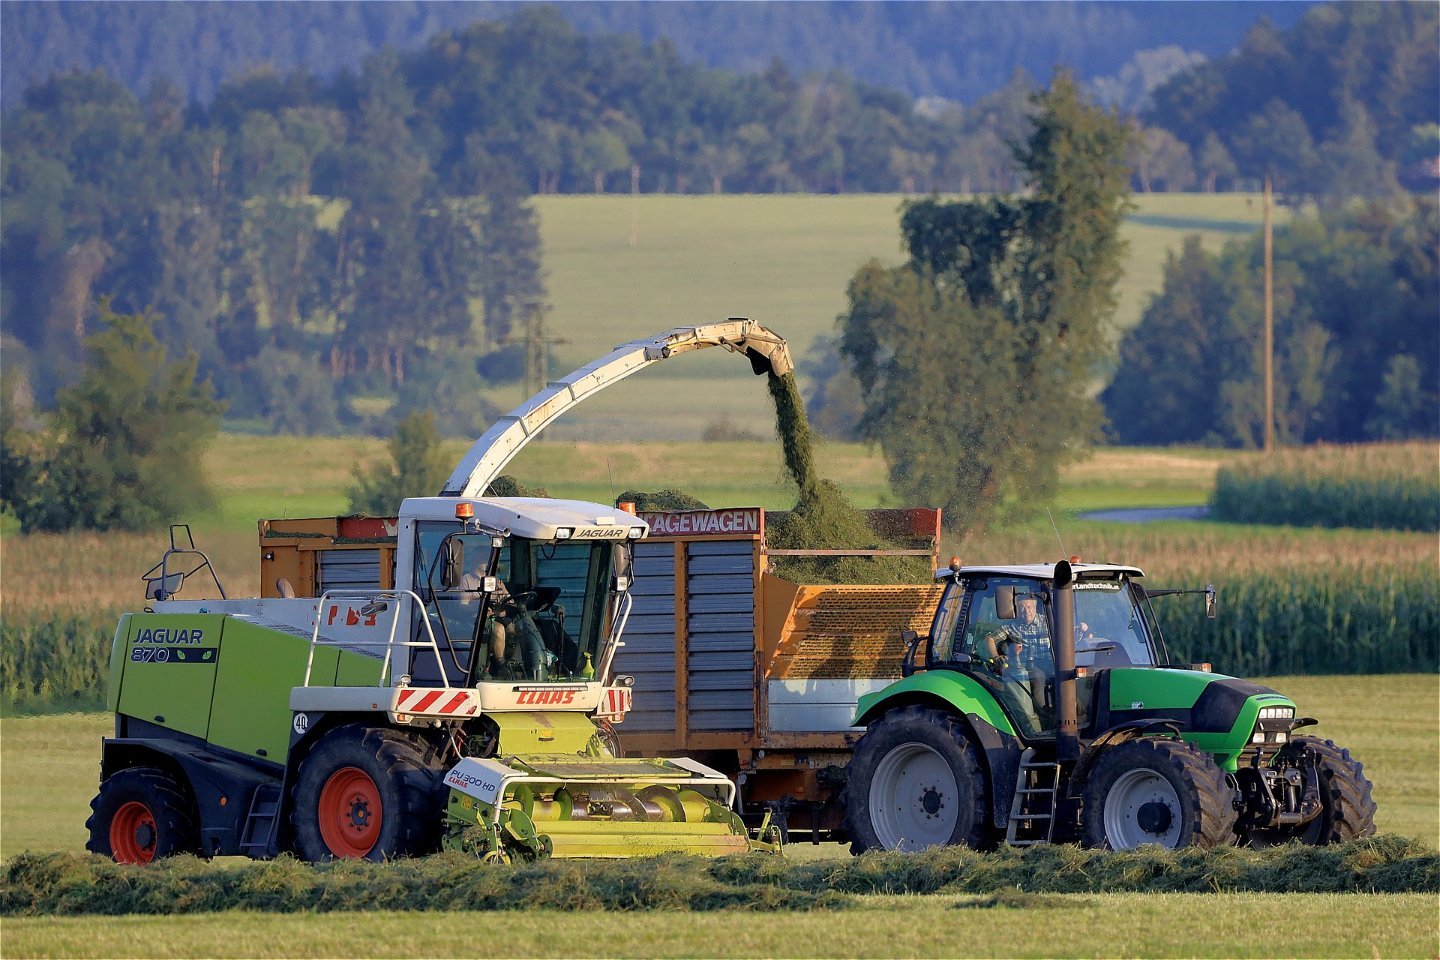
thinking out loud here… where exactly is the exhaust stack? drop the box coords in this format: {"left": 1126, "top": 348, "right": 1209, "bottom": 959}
{"left": 1052, "top": 559, "right": 1080, "bottom": 763}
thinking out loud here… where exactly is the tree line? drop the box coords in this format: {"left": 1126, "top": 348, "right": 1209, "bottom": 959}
{"left": 3, "top": 49, "right": 546, "bottom": 438}
{"left": 1102, "top": 198, "right": 1438, "bottom": 447}
{"left": 3, "top": 1, "right": 1317, "bottom": 111}
{"left": 1144, "top": 2, "right": 1439, "bottom": 201}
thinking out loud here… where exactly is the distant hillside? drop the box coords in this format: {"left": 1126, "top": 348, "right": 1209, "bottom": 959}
{"left": 3, "top": 0, "right": 1318, "bottom": 109}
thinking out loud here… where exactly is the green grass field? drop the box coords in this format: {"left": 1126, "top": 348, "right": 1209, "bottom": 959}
{"left": 498, "top": 192, "right": 1276, "bottom": 440}
{"left": 2, "top": 893, "right": 1436, "bottom": 959}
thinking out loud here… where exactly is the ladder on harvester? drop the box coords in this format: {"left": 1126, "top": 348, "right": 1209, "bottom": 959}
{"left": 1006, "top": 748, "right": 1062, "bottom": 846}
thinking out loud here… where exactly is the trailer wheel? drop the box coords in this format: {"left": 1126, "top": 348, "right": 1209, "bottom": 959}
{"left": 86, "top": 767, "right": 199, "bottom": 864}
{"left": 843, "top": 705, "right": 989, "bottom": 853}
{"left": 1082, "top": 738, "right": 1237, "bottom": 850}
{"left": 1248, "top": 736, "right": 1376, "bottom": 847}
{"left": 292, "top": 725, "right": 443, "bottom": 862}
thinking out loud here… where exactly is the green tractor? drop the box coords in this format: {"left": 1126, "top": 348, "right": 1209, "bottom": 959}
{"left": 843, "top": 559, "right": 1376, "bottom": 851}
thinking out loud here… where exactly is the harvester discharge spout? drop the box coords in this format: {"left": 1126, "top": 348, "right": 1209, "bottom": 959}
{"left": 442, "top": 319, "right": 793, "bottom": 500}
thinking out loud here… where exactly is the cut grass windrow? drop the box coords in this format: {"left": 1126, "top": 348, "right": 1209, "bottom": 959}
{"left": 2, "top": 836, "right": 1434, "bottom": 917}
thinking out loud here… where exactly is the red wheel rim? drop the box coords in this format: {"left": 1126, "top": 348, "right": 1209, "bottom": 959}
{"left": 110, "top": 800, "right": 158, "bottom": 864}
{"left": 317, "top": 766, "right": 383, "bottom": 858}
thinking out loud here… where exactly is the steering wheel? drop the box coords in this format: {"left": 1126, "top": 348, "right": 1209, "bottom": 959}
{"left": 982, "top": 630, "right": 1023, "bottom": 676}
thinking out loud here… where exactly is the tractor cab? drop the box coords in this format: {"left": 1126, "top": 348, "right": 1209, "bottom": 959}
{"left": 919, "top": 563, "right": 1159, "bottom": 740}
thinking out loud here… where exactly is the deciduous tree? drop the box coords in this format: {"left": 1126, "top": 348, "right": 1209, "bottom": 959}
{"left": 2, "top": 299, "right": 224, "bottom": 532}
{"left": 839, "top": 74, "right": 1130, "bottom": 533}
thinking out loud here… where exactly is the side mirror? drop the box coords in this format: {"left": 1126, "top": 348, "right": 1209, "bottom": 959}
{"left": 900, "top": 629, "right": 922, "bottom": 678}
{"left": 441, "top": 540, "right": 463, "bottom": 590}
{"left": 995, "top": 586, "right": 1016, "bottom": 621}
{"left": 1205, "top": 584, "right": 1217, "bottom": 619}
{"left": 146, "top": 572, "right": 185, "bottom": 601}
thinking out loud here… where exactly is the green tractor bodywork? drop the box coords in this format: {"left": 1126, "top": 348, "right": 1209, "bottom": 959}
{"left": 89, "top": 504, "right": 776, "bottom": 866}
{"left": 844, "top": 560, "right": 1376, "bottom": 852}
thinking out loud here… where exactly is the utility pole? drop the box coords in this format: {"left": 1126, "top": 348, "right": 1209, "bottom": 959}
{"left": 507, "top": 306, "right": 570, "bottom": 399}
{"left": 629, "top": 163, "right": 641, "bottom": 248}
{"left": 1263, "top": 175, "right": 1275, "bottom": 453}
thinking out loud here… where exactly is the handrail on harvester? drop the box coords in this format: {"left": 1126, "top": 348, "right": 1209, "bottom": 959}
{"left": 440, "top": 318, "right": 792, "bottom": 500}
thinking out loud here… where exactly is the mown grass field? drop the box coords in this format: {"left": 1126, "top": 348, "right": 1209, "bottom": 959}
{"left": 503, "top": 192, "right": 1277, "bottom": 440}
{"left": 2, "top": 894, "right": 1433, "bottom": 959}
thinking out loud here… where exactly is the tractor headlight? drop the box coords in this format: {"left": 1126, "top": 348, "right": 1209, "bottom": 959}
{"left": 1258, "top": 706, "right": 1295, "bottom": 720}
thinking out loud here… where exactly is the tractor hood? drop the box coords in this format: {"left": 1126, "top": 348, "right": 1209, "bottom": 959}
{"left": 1101, "top": 668, "right": 1298, "bottom": 766}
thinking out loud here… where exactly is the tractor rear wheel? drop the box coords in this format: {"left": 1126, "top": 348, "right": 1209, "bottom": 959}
{"left": 1082, "top": 738, "right": 1237, "bottom": 850}
{"left": 86, "top": 767, "right": 200, "bottom": 864}
{"left": 843, "top": 705, "right": 989, "bottom": 854}
{"left": 1248, "top": 736, "right": 1376, "bottom": 847}
{"left": 292, "top": 725, "right": 443, "bottom": 862}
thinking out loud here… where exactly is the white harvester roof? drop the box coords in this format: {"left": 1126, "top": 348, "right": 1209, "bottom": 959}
{"left": 399, "top": 497, "right": 648, "bottom": 542}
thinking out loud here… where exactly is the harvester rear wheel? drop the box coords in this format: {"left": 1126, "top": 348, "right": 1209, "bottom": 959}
{"left": 1082, "top": 738, "right": 1237, "bottom": 850}
{"left": 86, "top": 767, "right": 200, "bottom": 865}
{"left": 843, "top": 705, "right": 989, "bottom": 854}
{"left": 292, "top": 725, "right": 443, "bottom": 862}
{"left": 1248, "top": 736, "right": 1376, "bottom": 847}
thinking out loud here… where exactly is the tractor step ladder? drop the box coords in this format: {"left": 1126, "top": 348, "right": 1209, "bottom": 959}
{"left": 239, "top": 782, "right": 284, "bottom": 858}
{"left": 1006, "top": 748, "right": 1062, "bottom": 846}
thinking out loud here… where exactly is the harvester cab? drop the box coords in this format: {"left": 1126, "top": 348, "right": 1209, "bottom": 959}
{"left": 844, "top": 560, "right": 1376, "bottom": 853}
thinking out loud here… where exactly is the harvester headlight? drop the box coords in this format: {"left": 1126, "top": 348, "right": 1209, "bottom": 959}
{"left": 555, "top": 527, "right": 574, "bottom": 540}
{"left": 628, "top": 526, "right": 645, "bottom": 539}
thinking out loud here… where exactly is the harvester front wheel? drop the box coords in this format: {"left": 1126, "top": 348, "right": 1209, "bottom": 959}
{"left": 1248, "top": 736, "right": 1376, "bottom": 847}
{"left": 292, "top": 726, "right": 442, "bottom": 862}
{"left": 1082, "top": 738, "right": 1237, "bottom": 850}
{"left": 843, "top": 706, "right": 989, "bottom": 854}
{"left": 86, "top": 767, "right": 200, "bottom": 865}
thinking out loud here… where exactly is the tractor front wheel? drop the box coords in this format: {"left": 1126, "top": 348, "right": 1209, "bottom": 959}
{"left": 1247, "top": 736, "right": 1376, "bottom": 847}
{"left": 291, "top": 726, "right": 443, "bottom": 862}
{"left": 86, "top": 767, "right": 200, "bottom": 864}
{"left": 843, "top": 705, "right": 989, "bottom": 854}
{"left": 1082, "top": 738, "right": 1237, "bottom": 850}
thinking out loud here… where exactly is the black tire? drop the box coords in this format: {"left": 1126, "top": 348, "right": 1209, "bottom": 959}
{"left": 291, "top": 725, "right": 444, "bottom": 862}
{"left": 1248, "top": 736, "right": 1377, "bottom": 847}
{"left": 86, "top": 767, "right": 200, "bottom": 864}
{"left": 1082, "top": 738, "right": 1237, "bottom": 850}
{"left": 843, "top": 705, "right": 990, "bottom": 854}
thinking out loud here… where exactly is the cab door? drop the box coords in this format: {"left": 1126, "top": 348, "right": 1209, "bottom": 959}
{"left": 952, "top": 577, "right": 1057, "bottom": 740}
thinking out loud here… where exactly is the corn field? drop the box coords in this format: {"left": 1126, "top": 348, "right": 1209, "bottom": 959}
{"left": 1209, "top": 441, "right": 1439, "bottom": 532}
{"left": 1, "top": 528, "right": 256, "bottom": 712}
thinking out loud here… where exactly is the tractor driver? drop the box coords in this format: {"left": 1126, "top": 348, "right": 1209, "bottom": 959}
{"left": 983, "top": 593, "right": 1056, "bottom": 737}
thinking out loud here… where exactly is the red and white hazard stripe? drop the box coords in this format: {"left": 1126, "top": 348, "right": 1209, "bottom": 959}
{"left": 393, "top": 687, "right": 479, "bottom": 717}
{"left": 595, "top": 685, "right": 632, "bottom": 721}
